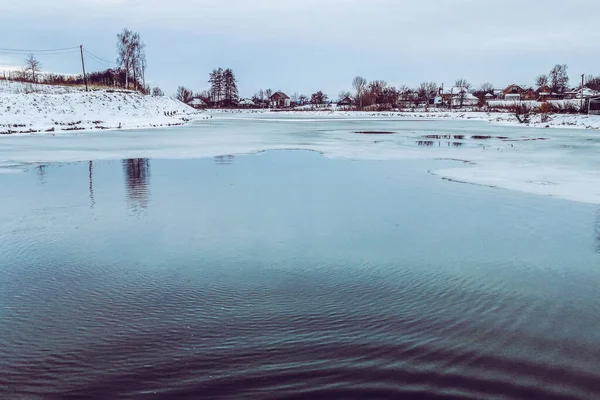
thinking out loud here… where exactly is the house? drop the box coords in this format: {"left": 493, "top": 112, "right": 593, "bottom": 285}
{"left": 439, "top": 86, "right": 469, "bottom": 104}
{"left": 503, "top": 84, "right": 524, "bottom": 101}
{"left": 270, "top": 91, "right": 290, "bottom": 108}
{"left": 522, "top": 88, "right": 537, "bottom": 100}
{"left": 188, "top": 98, "right": 207, "bottom": 109}
{"left": 589, "top": 96, "right": 600, "bottom": 115}
{"left": 451, "top": 92, "right": 478, "bottom": 107}
{"left": 337, "top": 96, "right": 354, "bottom": 106}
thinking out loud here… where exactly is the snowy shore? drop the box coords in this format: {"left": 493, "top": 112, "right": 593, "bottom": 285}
{"left": 0, "top": 81, "right": 202, "bottom": 134}
{"left": 210, "top": 108, "right": 600, "bottom": 130}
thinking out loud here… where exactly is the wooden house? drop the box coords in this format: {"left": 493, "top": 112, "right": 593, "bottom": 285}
{"left": 270, "top": 92, "right": 291, "bottom": 108}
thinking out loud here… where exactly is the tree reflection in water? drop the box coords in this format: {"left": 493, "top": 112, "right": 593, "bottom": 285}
{"left": 215, "top": 155, "right": 235, "bottom": 165}
{"left": 123, "top": 159, "right": 151, "bottom": 211}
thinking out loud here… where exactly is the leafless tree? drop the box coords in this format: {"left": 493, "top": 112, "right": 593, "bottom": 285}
{"left": 549, "top": 64, "right": 569, "bottom": 93}
{"left": 25, "top": 54, "right": 42, "bottom": 83}
{"left": 454, "top": 78, "right": 472, "bottom": 91}
{"left": 418, "top": 81, "right": 438, "bottom": 107}
{"left": 176, "top": 86, "right": 193, "bottom": 104}
{"left": 117, "top": 28, "right": 146, "bottom": 90}
{"left": 352, "top": 76, "right": 367, "bottom": 109}
{"left": 337, "top": 90, "right": 351, "bottom": 102}
{"left": 151, "top": 87, "right": 164, "bottom": 97}
{"left": 535, "top": 74, "right": 549, "bottom": 88}
{"left": 479, "top": 82, "right": 494, "bottom": 93}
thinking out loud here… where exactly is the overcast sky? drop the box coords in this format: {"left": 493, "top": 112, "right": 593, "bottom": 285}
{"left": 1, "top": 0, "right": 599, "bottom": 97}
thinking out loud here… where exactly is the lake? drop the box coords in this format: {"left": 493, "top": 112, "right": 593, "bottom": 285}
{"left": 1, "top": 116, "right": 600, "bottom": 399}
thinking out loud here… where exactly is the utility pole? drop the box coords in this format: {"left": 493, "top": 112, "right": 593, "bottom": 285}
{"left": 80, "top": 45, "right": 88, "bottom": 92}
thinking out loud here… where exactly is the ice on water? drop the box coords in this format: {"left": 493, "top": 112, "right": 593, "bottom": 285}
{"left": 1, "top": 111, "right": 600, "bottom": 204}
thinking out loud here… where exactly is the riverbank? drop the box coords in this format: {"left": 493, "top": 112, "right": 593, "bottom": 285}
{"left": 210, "top": 108, "right": 600, "bottom": 130}
{"left": 0, "top": 81, "right": 202, "bottom": 134}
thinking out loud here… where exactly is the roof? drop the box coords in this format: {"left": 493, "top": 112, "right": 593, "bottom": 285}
{"left": 189, "top": 98, "right": 206, "bottom": 106}
{"left": 453, "top": 93, "right": 478, "bottom": 100}
{"left": 238, "top": 99, "right": 256, "bottom": 105}
{"left": 484, "top": 93, "right": 494, "bottom": 97}
{"left": 271, "top": 91, "right": 289, "bottom": 100}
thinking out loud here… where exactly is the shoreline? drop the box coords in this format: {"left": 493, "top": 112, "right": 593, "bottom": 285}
{"left": 209, "top": 108, "right": 600, "bottom": 131}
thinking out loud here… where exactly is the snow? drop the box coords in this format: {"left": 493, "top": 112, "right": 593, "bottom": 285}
{"left": 0, "top": 80, "right": 202, "bottom": 134}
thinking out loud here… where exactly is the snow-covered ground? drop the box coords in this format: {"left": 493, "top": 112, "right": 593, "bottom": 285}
{"left": 211, "top": 108, "right": 600, "bottom": 130}
{"left": 0, "top": 80, "right": 202, "bottom": 133}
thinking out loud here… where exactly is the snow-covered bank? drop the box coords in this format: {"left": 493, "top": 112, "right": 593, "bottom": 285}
{"left": 0, "top": 81, "right": 202, "bottom": 134}
{"left": 210, "top": 108, "right": 600, "bottom": 130}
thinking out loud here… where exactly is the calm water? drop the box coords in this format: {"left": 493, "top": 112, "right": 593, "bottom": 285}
{"left": 1, "top": 150, "right": 600, "bottom": 399}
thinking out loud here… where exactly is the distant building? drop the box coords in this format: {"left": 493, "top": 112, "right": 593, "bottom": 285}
{"left": 270, "top": 91, "right": 291, "bottom": 108}
{"left": 238, "top": 98, "right": 256, "bottom": 108}
{"left": 501, "top": 84, "right": 537, "bottom": 101}
{"left": 451, "top": 92, "right": 478, "bottom": 107}
{"left": 589, "top": 96, "right": 600, "bottom": 115}
{"left": 439, "top": 86, "right": 469, "bottom": 104}
{"left": 188, "top": 98, "right": 207, "bottom": 109}
{"left": 503, "top": 84, "right": 524, "bottom": 101}
{"left": 337, "top": 96, "right": 354, "bottom": 106}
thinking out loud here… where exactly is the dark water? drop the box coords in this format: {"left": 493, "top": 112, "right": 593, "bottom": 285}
{"left": 1, "top": 151, "right": 600, "bottom": 399}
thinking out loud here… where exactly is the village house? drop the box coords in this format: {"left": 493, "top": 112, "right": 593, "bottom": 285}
{"left": 451, "top": 92, "right": 478, "bottom": 107}
{"left": 439, "top": 86, "right": 468, "bottom": 104}
{"left": 536, "top": 86, "right": 563, "bottom": 102}
{"left": 270, "top": 91, "right": 291, "bottom": 108}
{"left": 589, "top": 96, "right": 600, "bottom": 115}
{"left": 337, "top": 96, "right": 354, "bottom": 107}
{"left": 500, "top": 84, "right": 536, "bottom": 101}
{"left": 188, "top": 98, "right": 207, "bottom": 109}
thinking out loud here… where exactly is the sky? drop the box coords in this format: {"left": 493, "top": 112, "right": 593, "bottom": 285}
{"left": 1, "top": 0, "right": 599, "bottom": 97}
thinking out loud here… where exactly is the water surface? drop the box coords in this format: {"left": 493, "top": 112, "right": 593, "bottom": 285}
{"left": 1, "top": 150, "right": 600, "bottom": 399}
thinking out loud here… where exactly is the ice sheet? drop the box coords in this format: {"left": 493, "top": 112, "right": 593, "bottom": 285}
{"left": 1, "top": 110, "right": 600, "bottom": 204}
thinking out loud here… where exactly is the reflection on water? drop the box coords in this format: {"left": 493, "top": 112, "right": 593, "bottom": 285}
{"left": 215, "top": 155, "right": 235, "bottom": 165}
{"left": 596, "top": 210, "right": 600, "bottom": 253}
{"left": 123, "top": 158, "right": 151, "bottom": 210}
{"left": 36, "top": 165, "right": 47, "bottom": 184}
{"left": 89, "top": 161, "right": 95, "bottom": 209}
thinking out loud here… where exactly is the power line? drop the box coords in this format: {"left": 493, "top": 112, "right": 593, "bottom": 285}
{"left": 0, "top": 46, "right": 80, "bottom": 54}
{"left": 82, "top": 49, "right": 116, "bottom": 67}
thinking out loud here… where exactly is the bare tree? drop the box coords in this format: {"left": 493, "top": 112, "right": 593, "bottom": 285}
{"left": 25, "top": 54, "right": 42, "bottom": 83}
{"left": 265, "top": 89, "right": 273, "bottom": 106}
{"left": 535, "top": 74, "right": 549, "bottom": 88}
{"left": 454, "top": 78, "right": 472, "bottom": 91}
{"left": 291, "top": 92, "right": 299, "bottom": 104}
{"left": 117, "top": 28, "right": 146, "bottom": 90}
{"left": 586, "top": 75, "right": 600, "bottom": 91}
{"left": 337, "top": 90, "right": 351, "bottom": 102}
{"left": 151, "top": 87, "right": 164, "bottom": 97}
{"left": 549, "top": 64, "right": 569, "bottom": 93}
{"left": 418, "top": 81, "right": 438, "bottom": 106}
{"left": 175, "top": 86, "right": 193, "bottom": 104}
{"left": 479, "top": 82, "right": 494, "bottom": 93}
{"left": 352, "top": 76, "right": 367, "bottom": 109}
